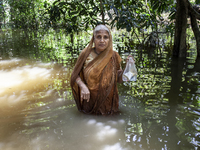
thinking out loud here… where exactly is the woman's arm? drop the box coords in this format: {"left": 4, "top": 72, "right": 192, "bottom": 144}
{"left": 76, "top": 76, "right": 90, "bottom": 103}
{"left": 117, "top": 69, "right": 123, "bottom": 83}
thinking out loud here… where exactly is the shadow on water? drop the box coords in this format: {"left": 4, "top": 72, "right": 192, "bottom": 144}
{"left": 0, "top": 29, "right": 200, "bottom": 150}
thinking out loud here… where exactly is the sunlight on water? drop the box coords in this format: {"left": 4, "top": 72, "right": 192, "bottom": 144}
{"left": 0, "top": 66, "right": 51, "bottom": 94}
{"left": 78, "top": 117, "right": 130, "bottom": 150}
{"left": 103, "top": 143, "right": 130, "bottom": 150}
{"left": 0, "top": 59, "right": 54, "bottom": 114}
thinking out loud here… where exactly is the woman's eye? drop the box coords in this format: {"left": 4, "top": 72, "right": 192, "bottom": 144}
{"left": 97, "top": 36, "right": 101, "bottom": 39}
{"left": 104, "top": 36, "right": 108, "bottom": 39}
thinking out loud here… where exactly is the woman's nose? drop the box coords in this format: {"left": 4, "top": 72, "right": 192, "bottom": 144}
{"left": 100, "top": 37, "right": 104, "bottom": 42}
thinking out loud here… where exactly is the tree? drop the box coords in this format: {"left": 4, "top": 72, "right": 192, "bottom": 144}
{"left": 173, "top": 0, "right": 200, "bottom": 57}
{"left": 173, "top": 0, "right": 188, "bottom": 57}
{"left": 189, "top": 2, "right": 200, "bottom": 57}
{"left": 3, "top": 0, "right": 200, "bottom": 58}
{"left": 0, "top": 0, "right": 5, "bottom": 28}
{"left": 7, "top": 0, "right": 43, "bottom": 29}
{"left": 43, "top": 0, "right": 163, "bottom": 45}
{"left": 148, "top": 0, "right": 200, "bottom": 58}
{"left": 42, "top": 0, "right": 102, "bottom": 33}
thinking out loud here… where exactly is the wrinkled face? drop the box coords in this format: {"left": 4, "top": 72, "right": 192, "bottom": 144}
{"left": 94, "top": 30, "right": 110, "bottom": 52}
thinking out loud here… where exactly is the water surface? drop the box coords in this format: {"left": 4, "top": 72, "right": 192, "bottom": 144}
{"left": 0, "top": 29, "right": 199, "bottom": 150}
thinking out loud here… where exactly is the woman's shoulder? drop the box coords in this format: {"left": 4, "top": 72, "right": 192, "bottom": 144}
{"left": 113, "top": 51, "right": 120, "bottom": 57}
{"left": 113, "top": 50, "right": 119, "bottom": 54}
{"left": 113, "top": 51, "right": 122, "bottom": 63}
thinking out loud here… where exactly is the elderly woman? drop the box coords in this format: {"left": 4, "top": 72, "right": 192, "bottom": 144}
{"left": 70, "top": 24, "right": 131, "bottom": 115}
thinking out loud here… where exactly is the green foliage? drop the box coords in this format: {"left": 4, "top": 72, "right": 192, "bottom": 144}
{"left": 150, "top": 0, "right": 174, "bottom": 14}
{"left": 6, "top": 0, "right": 44, "bottom": 29}
{"left": 40, "top": 0, "right": 176, "bottom": 34}
{"left": 0, "top": 0, "right": 177, "bottom": 36}
{"left": 42, "top": 0, "right": 101, "bottom": 34}
{"left": 106, "top": 0, "right": 175, "bottom": 33}
{"left": 108, "top": 0, "right": 144, "bottom": 31}
{"left": 196, "top": 0, "right": 200, "bottom": 4}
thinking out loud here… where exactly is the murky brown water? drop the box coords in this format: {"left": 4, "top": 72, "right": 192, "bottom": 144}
{"left": 0, "top": 29, "right": 200, "bottom": 150}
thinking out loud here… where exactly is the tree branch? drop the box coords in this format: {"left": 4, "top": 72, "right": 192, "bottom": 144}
{"left": 187, "top": 1, "right": 200, "bottom": 20}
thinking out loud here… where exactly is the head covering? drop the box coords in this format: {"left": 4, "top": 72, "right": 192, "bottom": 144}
{"left": 94, "top": 24, "right": 110, "bottom": 35}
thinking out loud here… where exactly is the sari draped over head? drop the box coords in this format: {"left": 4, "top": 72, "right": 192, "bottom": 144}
{"left": 70, "top": 27, "right": 122, "bottom": 115}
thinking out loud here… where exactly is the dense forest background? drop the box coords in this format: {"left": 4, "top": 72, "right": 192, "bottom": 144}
{"left": 0, "top": 0, "right": 200, "bottom": 58}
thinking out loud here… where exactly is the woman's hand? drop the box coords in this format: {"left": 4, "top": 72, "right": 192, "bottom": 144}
{"left": 76, "top": 77, "right": 90, "bottom": 103}
{"left": 79, "top": 83, "right": 90, "bottom": 103}
{"left": 126, "top": 55, "right": 135, "bottom": 63}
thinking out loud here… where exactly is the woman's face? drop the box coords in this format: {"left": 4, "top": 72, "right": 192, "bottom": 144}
{"left": 94, "top": 30, "right": 110, "bottom": 53}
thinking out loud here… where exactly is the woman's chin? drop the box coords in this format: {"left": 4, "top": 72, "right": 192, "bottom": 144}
{"left": 97, "top": 47, "right": 106, "bottom": 52}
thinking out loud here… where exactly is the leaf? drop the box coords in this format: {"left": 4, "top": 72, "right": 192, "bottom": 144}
{"left": 53, "top": 0, "right": 60, "bottom": 5}
{"left": 59, "top": 2, "right": 67, "bottom": 7}
{"left": 126, "top": 24, "right": 131, "bottom": 32}
{"left": 113, "top": 7, "right": 118, "bottom": 16}
{"left": 122, "top": 4, "right": 124, "bottom": 10}
{"left": 152, "top": 1, "right": 159, "bottom": 10}
{"left": 108, "top": 11, "right": 112, "bottom": 19}
{"left": 71, "top": 11, "right": 79, "bottom": 16}
{"left": 71, "top": 16, "right": 77, "bottom": 22}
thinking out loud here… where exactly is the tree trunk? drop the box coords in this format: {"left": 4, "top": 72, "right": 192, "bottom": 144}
{"left": 190, "top": 13, "right": 200, "bottom": 57}
{"left": 0, "top": 0, "right": 4, "bottom": 28}
{"left": 100, "top": 0, "right": 105, "bottom": 24}
{"left": 70, "top": 33, "right": 74, "bottom": 45}
{"left": 173, "top": 0, "right": 188, "bottom": 57}
{"left": 189, "top": 4, "right": 200, "bottom": 57}
{"left": 31, "top": 1, "right": 37, "bottom": 29}
{"left": 10, "top": 2, "right": 15, "bottom": 27}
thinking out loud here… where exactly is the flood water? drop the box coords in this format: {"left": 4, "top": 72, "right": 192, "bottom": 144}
{"left": 0, "top": 29, "right": 200, "bottom": 150}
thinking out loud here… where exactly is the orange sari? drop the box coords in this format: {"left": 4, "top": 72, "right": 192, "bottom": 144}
{"left": 70, "top": 33, "right": 122, "bottom": 115}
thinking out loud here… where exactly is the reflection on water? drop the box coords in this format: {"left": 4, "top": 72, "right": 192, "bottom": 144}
{"left": 0, "top": 30, "right": 200, "bottom": 150}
